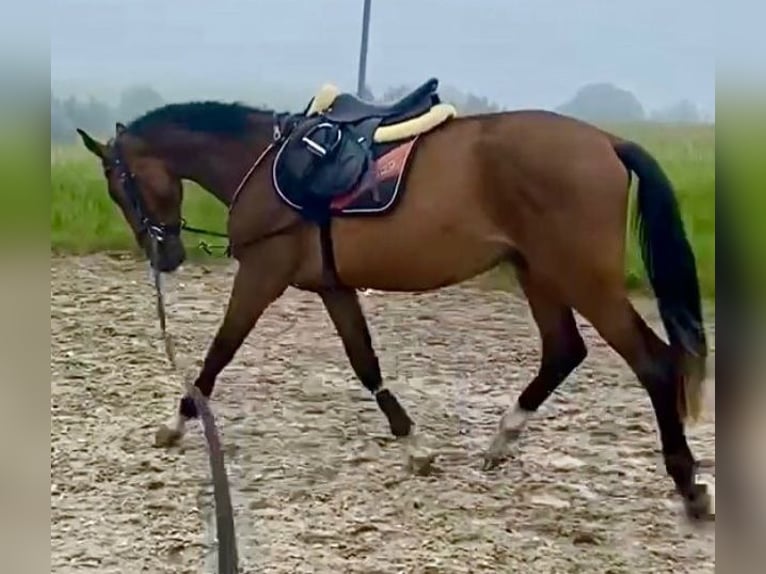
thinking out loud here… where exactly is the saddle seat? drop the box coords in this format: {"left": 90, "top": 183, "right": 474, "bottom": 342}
{"left": 304, "top": 77, "right": 457, "bottom": 143}
{"left": 307, "top": 78, "right": 439, "bottom": 125}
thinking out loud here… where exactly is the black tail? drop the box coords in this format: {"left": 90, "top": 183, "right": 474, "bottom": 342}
{"left": 614, "top": 140, "right": 708, "bottom": 421}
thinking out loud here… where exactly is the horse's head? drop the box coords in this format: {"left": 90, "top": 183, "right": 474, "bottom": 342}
{"left": 77, "top": 123, "right": 186, "bottom": 273}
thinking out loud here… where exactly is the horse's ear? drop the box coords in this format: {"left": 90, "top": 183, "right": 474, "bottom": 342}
{"left": 76, "top": 128, "right": 107, "bottom": 159}
{"left": 115, "top": 122, "right": 127, "bottom": 135}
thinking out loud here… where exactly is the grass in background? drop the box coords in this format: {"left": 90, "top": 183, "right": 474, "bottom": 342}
{"left": 51, "top": 145, "right": 227, "bottom": 256}
{"left": 49, "top": 121, "right": 717, "bottom": 297}
{"left": 615, "top": 123, "right": 714, "bottom": 297}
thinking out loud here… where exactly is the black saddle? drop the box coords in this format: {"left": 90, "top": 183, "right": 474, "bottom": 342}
{"left": 322, "top": 78, "right": 441, "bottom": 126}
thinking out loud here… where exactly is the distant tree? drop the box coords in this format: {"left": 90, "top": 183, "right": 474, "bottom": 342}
{"left": 51, "top": 95, "right": 76, "bottom": 143}
{"left": 380, "top": 83, "right": 501, "bottom": 114}
{"left": 380, "top": 85, "right": 410, "bottom": 103}
{"left": 462, "top": 92, "right": 501, "bottom": 114}
{"left": 557, "top": 82, "right": 645, "bottom": 123}
{"left": 358, "top": 84, "right": 375, "bottom": 101}
{"left": 117, "top": 85, "right": 164, "bottom": 122}
{"left": 61, "top": 95, "right": 114, "bottom": 137}
{"left": 650, "top": 99, "right": 701, "bottom": 123}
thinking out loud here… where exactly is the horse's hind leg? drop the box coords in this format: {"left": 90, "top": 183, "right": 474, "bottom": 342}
{"left": 575, "top": 293, "right": 712, "bottom": 520}
{"left": 319, "top": 287, "right": 434, "bottom": 472}
{"left": 319, "top": 287, "right": 413, "bottom": 436}
{"left": 483, "top": 271, "right": 587, "bottom": 469}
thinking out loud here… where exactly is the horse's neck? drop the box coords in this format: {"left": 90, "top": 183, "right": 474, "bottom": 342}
{"left": 167, "top": 133, "right": 272, "bottom": 207}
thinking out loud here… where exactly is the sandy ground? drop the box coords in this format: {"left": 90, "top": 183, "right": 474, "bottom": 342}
{"left": 51, "top": 254, "right": 715, "bottom": 574}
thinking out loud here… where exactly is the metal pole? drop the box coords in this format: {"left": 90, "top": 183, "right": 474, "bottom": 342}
{"left": 357, "top": 0, "right": 372, "bottom": 98}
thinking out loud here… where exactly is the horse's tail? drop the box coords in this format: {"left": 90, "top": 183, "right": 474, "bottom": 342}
{"left": 613, "top": 140, "right": 708, "bottom": 423}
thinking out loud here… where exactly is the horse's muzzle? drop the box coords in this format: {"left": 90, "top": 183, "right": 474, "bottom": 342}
{"left": 145, "top": 235, "right": 186, "bottom": 273}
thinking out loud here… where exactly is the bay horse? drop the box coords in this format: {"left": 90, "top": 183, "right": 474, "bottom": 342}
{"left": 76, "top": 79, "right": 712, "bottom": 521}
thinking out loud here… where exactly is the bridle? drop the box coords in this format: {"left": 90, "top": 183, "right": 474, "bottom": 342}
{"left": 110, "top": 141, "right": 178, "bottom": 246}
{"left": 109, "top": 141, "right": 228, "bottom": 255}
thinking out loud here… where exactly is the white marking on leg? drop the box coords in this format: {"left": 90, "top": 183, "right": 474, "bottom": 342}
{"left": 498, "top": 401, "right": 531, "bottom": 437}
{"left": 698, "top": 472, "right": 715, "bottom": 517}
{"left": 401, "top": 431, "right": 436, "bottom": 476}
{"left": 154, "top": 410, "right": 188, "bottom": 447}
{"left": 483, "top": 402, "right": 532, "bottom": 469}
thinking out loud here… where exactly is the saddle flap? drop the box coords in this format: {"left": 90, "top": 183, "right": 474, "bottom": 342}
{"left": 273, "top": 116, "right": 371, "bottom": 216}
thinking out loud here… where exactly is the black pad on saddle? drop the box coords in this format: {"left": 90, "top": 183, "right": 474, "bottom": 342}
{"left": 273, "top": 116, "right": 374, "bottom": 220}
{"left": 323, "top": 78, "right": 440, "bottom": 126}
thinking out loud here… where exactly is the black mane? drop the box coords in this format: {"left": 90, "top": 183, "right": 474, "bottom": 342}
{"left": 126, "top": 101, "right": 275, "bottom": 137}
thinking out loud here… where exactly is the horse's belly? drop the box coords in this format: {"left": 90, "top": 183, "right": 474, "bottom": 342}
{"left": 332, "top": 215, "right": 508, "bottom": 292}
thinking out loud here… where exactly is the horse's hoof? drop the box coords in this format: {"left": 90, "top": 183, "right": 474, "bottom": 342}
{"left": 400, "top": 434, "right": 437, "bottom": 476}
{"left": 481, "top": 453, "right": 504, "bottom": 472}
{"left": 154, "top": 425, "right": 182, "bottom": 448}
{"left": 407, "top": 449, "right": 437, "bottom": 476}
{"left": 482, "top": 433, "right": 511, "bottom": 471}
{"left": 684, "top": 483, "right": 715, "bottom": 522}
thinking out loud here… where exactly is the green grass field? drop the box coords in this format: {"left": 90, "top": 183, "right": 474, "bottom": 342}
{"left": 49, "top": 121, "right": 718, "bottom": 297}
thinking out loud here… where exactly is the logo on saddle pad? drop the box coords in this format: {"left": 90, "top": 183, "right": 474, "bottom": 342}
{"left": 271, "top": 79, "right": 456, "bottom": 220}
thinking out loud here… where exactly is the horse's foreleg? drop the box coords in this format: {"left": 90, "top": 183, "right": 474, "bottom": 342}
{"left": 155, "top": 257, "right": 290, "bottom": 447}
{"left": 484, "top": 272, "right": 587, "bottom": 470}
{"left": 319, "top": 287, "right": 435, "bottom": 473}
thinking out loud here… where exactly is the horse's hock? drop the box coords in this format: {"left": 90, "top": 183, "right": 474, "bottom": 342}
{"left": 51, "top": 254, "right": 715, "bottom": 574}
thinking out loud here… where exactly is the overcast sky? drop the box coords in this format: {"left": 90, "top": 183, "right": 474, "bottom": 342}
{"left": 46, "top": 0, "right": 757, "bottom": 115}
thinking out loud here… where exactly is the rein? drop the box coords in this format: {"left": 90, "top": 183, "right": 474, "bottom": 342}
{"left": 148, "top": 238, "right": 240, "bottom": 574}
{"left": 179, "top": 219, "right": 230, "bottom": 256}
{"left": 181, "top": 115, "right": 291, "bottom": 255}
{"left": 177, "top": 141, "right": 278, "bottom": 258}
{"left": 180, "top": 219, "right": 229, "bottom": 239}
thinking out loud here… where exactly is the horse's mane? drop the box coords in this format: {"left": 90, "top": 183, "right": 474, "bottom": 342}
{"left": 126, "top": 101, "right": 275, "bottom": 138}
